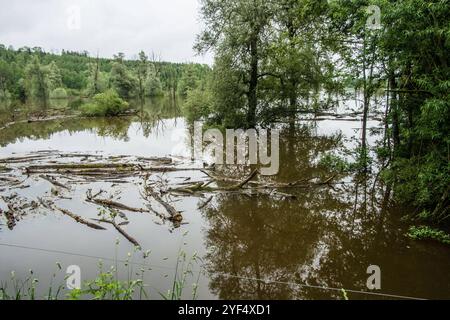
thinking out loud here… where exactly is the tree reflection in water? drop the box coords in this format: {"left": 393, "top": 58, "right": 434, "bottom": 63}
{"left": 201, "top": 124, "right": 409, "bottom": 300}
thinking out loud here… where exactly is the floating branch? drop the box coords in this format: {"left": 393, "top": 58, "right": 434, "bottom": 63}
{"left": 143, "top": 178, "right": 183, "bottom": 223}
{"left": 55, "top": 207, "right": 106, "bottom": 230}
{"left": 87, "top": 197, "right": 148, "bottom": 213}
{"left": 197, "top": 196, "right": 214, "bottom": 210}
{"left": 25, "top": 163, "right": 205, "bottom": 176}
{"left": 4, "top": 204, "right": 17, "bottom": 230}
{"left": 0, "top": 155, "right": 50, "bottom": 164}
{"left": 94, "top": 218, "right": 140, "bottom": 247}
{"left": 0, "top": 115, "right": 78, "bottom": 132}
{"left": 170, "top": 169, "right": 259, "bottom": 194}
{"left": 39, "top": 175, "right": 70, "bottom": 190}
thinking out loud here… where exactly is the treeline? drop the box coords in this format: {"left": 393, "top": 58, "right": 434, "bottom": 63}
{"left": 0, "top": 44, "right": 211, "bottom": 103}
{"left": 189, "top": 0, "right": 449, "bottom": 223}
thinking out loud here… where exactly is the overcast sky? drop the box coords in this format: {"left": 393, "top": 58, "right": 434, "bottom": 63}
{"left": 0, "top": 0, "right": 212, "bottom": 64}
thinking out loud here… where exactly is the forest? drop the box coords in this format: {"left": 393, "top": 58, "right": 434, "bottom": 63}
{"left": 0, "top": 44, "right": 211, "bottom": 104}
{"left": 183, "top": 0, "right": 449, "bottom": 226}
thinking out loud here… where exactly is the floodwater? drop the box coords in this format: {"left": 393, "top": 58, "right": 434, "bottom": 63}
{"left": 1, "top": 97, "right": 450, "bottom": 300}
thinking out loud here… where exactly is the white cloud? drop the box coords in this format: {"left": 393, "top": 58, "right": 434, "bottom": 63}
{"left": 0, "top": 0, "right": 212, "bottom": 64}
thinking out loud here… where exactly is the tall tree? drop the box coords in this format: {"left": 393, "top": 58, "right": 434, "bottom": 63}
{"left": 196, "top": 0, "right": 274, "bottom": 128}
{"left": 136, "top": 51, "right": 148, "bottom": 100}
{"left": 25, "top": 56, "right": 49, "bottom": 107}
{"left": 110, "top": 53, "right": 137, "bottom": 99}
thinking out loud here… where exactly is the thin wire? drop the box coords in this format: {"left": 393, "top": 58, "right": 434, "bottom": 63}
{"left": 0, "top": 242, "right": 428, "bottom": 300}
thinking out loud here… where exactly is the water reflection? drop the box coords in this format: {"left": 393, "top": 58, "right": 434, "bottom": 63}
{"left": 1, "top": 99, "right": 450, "bottom": 300}
{"left": 0, "top": 96, "right": 182, "bottom": 147}
{"left": 201, "top": 125, "right": 450, "bottom": 300}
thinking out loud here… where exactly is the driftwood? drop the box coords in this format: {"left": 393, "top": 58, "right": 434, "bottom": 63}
{"left": 144, "top": 181, "right": 183, "bottom": 223}
{"left": 0, "top": 115, "right": 78, "bottom": 131}
{"left": 28, "top": 163, "right": 139, "bottom": 171}
{"left": 39, "top": 175, "right": 70, "bottom": 190}
{"left": 137, "top": 156, "right": 173, "bottom": 164}
{"left": 25, "top": 163, "right": 205, "bottom": 176}
{"left": 0, "top": 155, "right": 50, "bottom": 164}
{"left": 197, "top": 196, "right": 213, "bottom": 210}
{"left": 171, "top": 169, "right": 259, "bottom": 194}
{"left": 4, "top": 204, "right": 17, "bottom": 230}
{"left": 94, "top": 219, "right": 140, "bottom": 247}
{"left": 55, "top": 206, "right": 106, "bottom": 230}
{"left": 87, "top": 198, "right": 148, "bottom": 213}
{"left": 0, "top": 165, "right": 12, "bottom": 172}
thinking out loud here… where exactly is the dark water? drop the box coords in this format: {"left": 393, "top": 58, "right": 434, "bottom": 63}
{"left": 1, "top": 97, "right": 450, "bottom": 300}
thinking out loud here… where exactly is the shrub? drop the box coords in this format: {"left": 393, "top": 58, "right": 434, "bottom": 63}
{"left": 182, "top": 87, "right": 213, "bottom": 122}
{"left": 407, "top": 226, "right": 450, "bottom": 245}
{"left": 80, "top": 89, "right": 129, "bottom": 117}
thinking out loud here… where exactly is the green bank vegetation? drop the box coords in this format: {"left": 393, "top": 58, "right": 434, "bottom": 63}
{"left": 185, "top": 0, "right": 449, "bottom": 226}
{"left": 0, "top": 248, "right": 201, "bottom": 300}
{"left": 0, "top": 45, "right": 211, "bottom": 106}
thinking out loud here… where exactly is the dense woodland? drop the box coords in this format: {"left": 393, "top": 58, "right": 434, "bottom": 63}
{"left": 183, "top": 0, "right": 449, "bottom": 226}
{"left": 0, "top": 45, "right": 211, "bottom": 103}
{"left": 0, "top": 0, "right": 449, "bottom": 226}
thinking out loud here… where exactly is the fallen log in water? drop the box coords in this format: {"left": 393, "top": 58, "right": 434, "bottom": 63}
{"left": 171, "top": 169, "right": 259, "bottom": 194}
{"left": 4, "top": 204, "right": 17, "bottom": 230}
{"left": 0, "top": 115, "right": 79, "bottom": 131}
{"left": 87, "top": 197, "right": 148, "bottom": 213}
{"left": 94, "top": 218, "right": 140, "bottom": 247}
{"left": 136, "top": 156, "right": 173, "bottom": 164}
{"left": 197, "top": 196, "right": 214, "bottom": 210}
{"left": 27, "top": 163, "right": 140, "bottom": 171}
{"left": 0, "top": 165, "right": 12, "bottom": 172}
{"left": 25, "top": 163, "right": 205, "bottom": 175}
{"left": 0, "top": 155, "right": 51, "bottom": 164}
{"left": 143, "top": 179, "right": 183, "bottom": 223}
{"left": 39, "top": 175, "right": 70, "bottom": 190}
{"left": 55, "top": 207, "right": 106, "bottom": 230}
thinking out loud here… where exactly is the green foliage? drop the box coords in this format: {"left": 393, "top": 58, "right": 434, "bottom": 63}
{"left": 178, "top": 63, "right": 211, "bottom": 96}
{"left": 69, "top": 270, "right": 141, "bottom": 300}
{"left": 319, "top": 153, "right": 350, "bottom": 174}
{"left": 49, "top": 88, "right": 68, "bottom": 99}
{"left": 183, "top": 86, "right": 214, "bottom": 122}
{"left": 1, "top": 246, "right": 201, "bottom": 300}
{"left": 67, "top": 97, "right": 84, "bottom": 110}
{"left": 80, "top": 89, "right": 129, "bottom": 117}
{"left": 407, "top": 226, "right": 450, "bottom": 245}
{"left": 110, "top": 57, "right": 137, "bottom": 99}
{"left": 0, "top": 45, "right": 210, "bottom": 101}
{"left": 24, "top": 56, "right": 50, "bottom": 107}
{"left": 159, "top": 250, "right": 202, "bottom": 300}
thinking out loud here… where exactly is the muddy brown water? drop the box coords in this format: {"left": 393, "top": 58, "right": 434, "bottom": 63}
{"left": 1, "top": 98, "right": 450, "bottom": 300}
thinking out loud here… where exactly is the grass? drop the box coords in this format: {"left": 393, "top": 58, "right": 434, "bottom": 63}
{"left": 407, "top": 225, "right": 450, "bottom": 245}
{"left": 0, "top": 241, "right": 202, "bottom": 300}
{"left": 160, "top": 250, "right": 202, "bottom": 300}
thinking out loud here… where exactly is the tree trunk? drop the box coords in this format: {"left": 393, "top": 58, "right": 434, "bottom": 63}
{"left": 247, "top": 33, "right": 258, "bottom": 128}
{"left": 389, "top": 75, "right": 400, "bottom": 152}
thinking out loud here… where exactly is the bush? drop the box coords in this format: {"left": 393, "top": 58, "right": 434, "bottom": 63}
{"left": 407, "top": 226, "right": 450, "bottom": 245}
{"left": 182, "top": 87, "right": 213, "bottom": 122}
{"left": 80, "top": 89, "right": 129, "bottom": 117}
